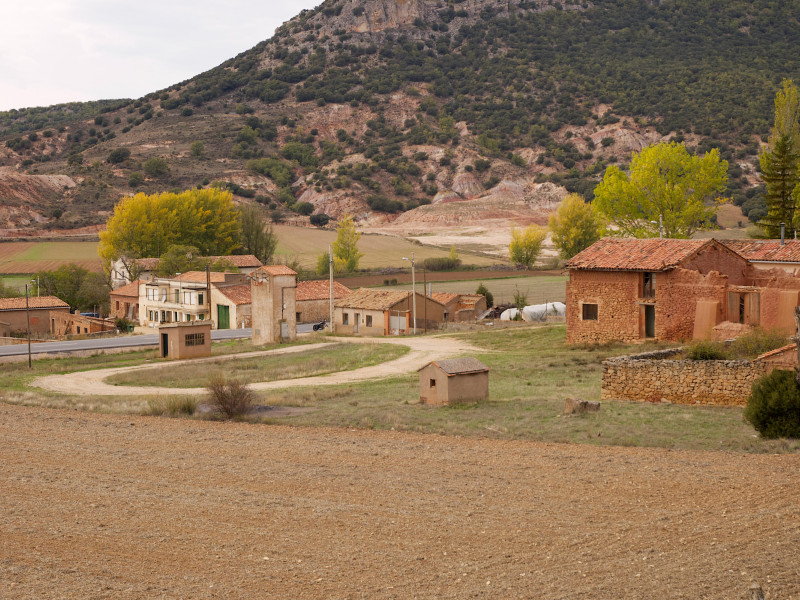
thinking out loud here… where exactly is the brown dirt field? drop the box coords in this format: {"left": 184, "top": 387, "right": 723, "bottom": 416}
{"left": 2, "top": 403, "right": 799, "bottom": 600}
{"left": 333, "top": 268, "right": 556, "bottom": 288}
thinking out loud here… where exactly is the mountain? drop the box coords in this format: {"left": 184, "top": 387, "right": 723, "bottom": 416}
{"left": 2, "top": 0, "right": 799, "bottom": 234}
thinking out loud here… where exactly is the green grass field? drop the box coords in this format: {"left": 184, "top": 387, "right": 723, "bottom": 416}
{"left": 273, "top": 225, "right": 503, "bottom": 269}
{"left": 3, "top": 325, "right": 796, "bottom": 453}
{"left": 380, "top": 275, "right": 567, "bottom": 305}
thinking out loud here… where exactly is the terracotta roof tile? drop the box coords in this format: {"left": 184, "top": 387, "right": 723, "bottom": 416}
{"left": 110, "top": 279, "right": 141, "bottom": 297}
{"left": 720, "top": 239, "right": 800, "bottom": 263}
{"left": 296, "top": 280, "right": 351, "bottom": 301}
{"left": 133, "top": 255, "right": 263, "bottom": 271}
{"left": 430, "top": 292, "right": 459, "bottom": 305}
{"left": 420, "top": 357, "right": 489, "bottom": 375}
{"left": 251, "top": 265, "right": 297, "bottom": 277}
{"left": 567, "top": 238, "right": 711, "bottom": 271}
{"left": 335, "top": 288, "right": 413, "bottom": 310}
{"left": 0, "top": 296, "right": 70, "bottom": 310}
{"left": 215, "top": 284, "right": 251, "bottom": 306}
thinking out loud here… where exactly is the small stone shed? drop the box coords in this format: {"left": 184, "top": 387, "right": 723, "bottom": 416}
{"left": 418, "top": 357, "right": 489, "bottom": 405}
{"left": 158, "top": 322, "right": 212, "bottom": 359}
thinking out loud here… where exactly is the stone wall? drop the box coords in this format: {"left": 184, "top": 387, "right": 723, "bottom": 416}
{"left": 601, "top": 349, "right": 769, "bottom": 406}
{"left": 566, "top": 270, "right": 642, "bottom": 343}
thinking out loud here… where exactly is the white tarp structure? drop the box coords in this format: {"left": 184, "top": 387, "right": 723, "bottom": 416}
{"left": 499, "top": 308, "right": 520, "bottom": 321}
{"left": 521, "top": 302, "right": 566, "bottom": 322}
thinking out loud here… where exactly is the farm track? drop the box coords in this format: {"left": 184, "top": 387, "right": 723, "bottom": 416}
{"left": 2, "top": 403, "right": 799, "bottom": 599}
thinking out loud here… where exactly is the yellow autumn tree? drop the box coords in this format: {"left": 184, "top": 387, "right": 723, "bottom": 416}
{"left": 331, "top": 214, "right": 363, "bottom": 273}
{"left": 99, "top": 188, "right": 242, "bottom": 277}
{"left": 509, "top": 224, "right": 547, "bottom": 268}
{"left": 548, "top": 193, "right": 604, "bottom": 259}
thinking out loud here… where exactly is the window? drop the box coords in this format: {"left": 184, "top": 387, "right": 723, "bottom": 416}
{"left": 430, "top": 378, "right": 436, "bottom": 388}
{"left": 642, "top": 272, "right": 656, "bottom": 298}
{"left": 343, "top": 312, "right": 349, "bottom": 325}
{"left": 582, "top": 303, "right": 598, "bottom": 321}
{"left": 185, "top": 333, "right": 205, "bottom": 346}
{"left": 296, "top": 312, "right": 301, "bottom": 322}
{"left": 198, "top": 293, "right": 204, "bottom": 305}
{"left": 366, "top": 315, "right": 373, "bottom": 327}
{"left": 115, "top": 301, "right": 120, "bottom": 310}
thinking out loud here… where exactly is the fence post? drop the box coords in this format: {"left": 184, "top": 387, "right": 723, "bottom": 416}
{"left": 749, "top": 584, "right": 765, "bottom": 600}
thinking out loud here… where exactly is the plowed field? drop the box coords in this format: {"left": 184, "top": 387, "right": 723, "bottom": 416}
{"left": 0, "top": 241, "right": 101, "bottom": 273}
{"left": 2, "top": 403, "right": 799, "bottom": 600}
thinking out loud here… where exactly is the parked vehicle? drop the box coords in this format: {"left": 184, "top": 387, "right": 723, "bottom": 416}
{"left": 312, "top": 320, "right": 327, "bottom": 331}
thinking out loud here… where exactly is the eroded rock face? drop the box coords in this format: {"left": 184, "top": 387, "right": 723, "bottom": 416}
{"left": 0, "top": 168, "right": 78, "bottom": 228}
{"left": 451, "top": 172, "right": 483, "bottom": 198}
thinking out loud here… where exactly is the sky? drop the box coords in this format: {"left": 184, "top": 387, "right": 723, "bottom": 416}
{"left": 0, "top": 0, "right": 321, "bottom": 111}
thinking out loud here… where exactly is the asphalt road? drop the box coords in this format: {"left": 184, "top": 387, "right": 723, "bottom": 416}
{"left": 0, "top": 324, "right": 316, "bottom": 358}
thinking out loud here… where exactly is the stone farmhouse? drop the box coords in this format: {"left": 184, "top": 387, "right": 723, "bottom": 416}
{"left": 295, "top": 280, "right": 352, "bottom": 323}
{"left": 0, "top": 296, "right": 70, "bottom": 336}
{"left": 566, "top": 237, "right": 800, "bottom": 344}
{"left": 429, "top": 293, "right": 488, "bottom": 322}
{"left": 334, "top": 289, "right": 446, "bottom": 335}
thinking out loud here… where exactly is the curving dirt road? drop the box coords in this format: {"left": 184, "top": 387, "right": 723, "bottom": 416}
{"left": 31, "top": 335, "right": 482, "bottom": 396}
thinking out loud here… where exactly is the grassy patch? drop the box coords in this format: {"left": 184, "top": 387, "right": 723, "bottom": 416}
{"left": 105, "top": 343, "right": 408, "bottom": 387}
{"left": 383, "top": 275, "right": 567, "bottom": 305}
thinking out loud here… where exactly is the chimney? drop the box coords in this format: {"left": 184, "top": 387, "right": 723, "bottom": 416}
{"left": 781, "top": 222, "right": 786, "bottom": 246}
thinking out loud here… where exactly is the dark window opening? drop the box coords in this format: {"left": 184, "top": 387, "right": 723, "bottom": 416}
{"left": 430, "top": 379, "right": 436, "bottom": 388}
{"left": 642, "top": 272, "right": 656, "bottom": 298}
{"left": 582, "top": 303, "right": 598, "bottom": 321}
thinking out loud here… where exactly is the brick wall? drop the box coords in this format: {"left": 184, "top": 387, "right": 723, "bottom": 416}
{"left": 681, "top": 244, "right": 750, "bottom": 285}
{"left": 656, "top": 268, "right": 729, "bottom": 341}
{"left": 566, "top": 271, "right": 641, "bottom": 343}
{"left": 601, "top": 349, "right": 768, "bottom": 406}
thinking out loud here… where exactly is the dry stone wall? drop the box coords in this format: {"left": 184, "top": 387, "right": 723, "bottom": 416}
{"left": 601, "top": 349, "right": 768, "bottom": 406}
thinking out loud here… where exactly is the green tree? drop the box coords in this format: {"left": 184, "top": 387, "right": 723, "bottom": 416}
{"left": 99, "top": 189, "right": 242, "bottom": 275}
{"left": 190, "top": 141, "right": 205, "bottom": 158}
{"left": 548, "top": 193, "right": 604, "bottom": 258}
{"left": 759, "top": 80, "right": 800, "bottom": 237}
{"left": 509, "top": 225, "right": 547, "bottom": 268}
{"left": 475, "top": 283, "right": 493, "bottom": 307}
{"left": 760, "top": 134, "right": 799, "bottom": 237}
{"left": 592, "top": 141, "right": 727, "bottom": 238}
{"left": 238, "top": 204, "right": 278, "bottom": 264}
{"left": 36, "top": 264, "right": 109, "bottom": 313}
{"left": 106, "top": 148, "right": 131, "bottom": 164}
{"left": 332, "top": 215, "right": 363, "bottom": 273}
{"left": 316, "top": 251, "right": 331, "bottom": 276}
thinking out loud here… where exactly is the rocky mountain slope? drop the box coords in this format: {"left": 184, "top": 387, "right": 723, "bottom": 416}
{"left": 1, "top": 0, "right": 795, "bottom": 234}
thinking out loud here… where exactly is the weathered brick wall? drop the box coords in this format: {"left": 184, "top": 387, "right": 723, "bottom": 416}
{"left": 656, "top": 269, "right": 729, "bottom": 341}
{"left": 682, "top": 244, "right": 750, "bottom": 285}
{"left": 601, "top": 349, "right": 768, "bottom": 406}
{"left": 566, "top": 271, "right": 641, "bottom": 343}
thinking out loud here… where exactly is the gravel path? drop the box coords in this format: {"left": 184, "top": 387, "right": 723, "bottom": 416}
{"left": 31, "top": 335, "right": 482, "bottom": 396}
{"left": 2, "top": 403, "right": 799, "bottom": 599}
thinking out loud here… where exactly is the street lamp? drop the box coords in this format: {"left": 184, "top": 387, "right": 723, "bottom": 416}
{"left": 402, "top": 252, "right": 416, "bottom": 334}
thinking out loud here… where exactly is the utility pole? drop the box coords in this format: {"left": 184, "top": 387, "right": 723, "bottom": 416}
{"left": 329, "top": 244, "right": 334, "bottom": 333}
{"left": 25, "top": 283, "right": 31, "bottom": 369}
{"left": 423, "top": 268, "right": 427, "bottom": 334}
{"left": 403, "top": 252, "right": 416, "bottom": 334}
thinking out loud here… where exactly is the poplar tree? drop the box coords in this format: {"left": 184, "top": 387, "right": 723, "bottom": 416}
{"left": 331, "top": 215, "right": 363, "bottom": 273}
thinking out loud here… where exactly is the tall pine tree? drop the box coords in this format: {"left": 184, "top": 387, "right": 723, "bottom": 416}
{"left": 759, "top": 79, "right": 800, "bottom": 238}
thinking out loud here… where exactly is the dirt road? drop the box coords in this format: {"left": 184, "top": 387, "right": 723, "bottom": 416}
{"left": 31, "top": 335, "right": 481, "bottom": 396}
{"left": 2, "top": 403, "right": 799, "bottom": 599}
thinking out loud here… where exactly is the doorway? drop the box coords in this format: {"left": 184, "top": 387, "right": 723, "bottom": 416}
{"left": 161, "top": 333, "right": 169, "bottom": 358}
{"left": 644, "top": 305, "right": 655, "bottom": 338}
{"left": 217, "top": 304, "right": 230, "bottom": 329}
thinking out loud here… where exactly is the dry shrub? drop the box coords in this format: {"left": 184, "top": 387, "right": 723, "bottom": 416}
{"left": 146, "top": 396, "right": 197, "bottom": 416}
{"left": 207, "top": 376, "right": 254, "bottom": 418}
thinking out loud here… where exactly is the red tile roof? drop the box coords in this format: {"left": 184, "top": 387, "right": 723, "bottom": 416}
{"left": 170, "top": 271, "right": 227, "bottom": 283}
{"left": 296, "top": 280, "right": 351, "bottom": 301}
{"left": 251, "top": 265, "right": 297, "bottom": 277}
{"left": 720, "top": 239, "right": 800, "bottom": 263}
{"left": 430, "top": 292, "right": 459, "bottom": 306}
{"left": 336, "top": 288, "right": 444, "bottom": 310}
{"left": 567, "top": 238, "right": 711, "bottom": 272}
{"left": 110, "top": 279, "right": 141, "bottom": 297}
{"left": 215, "top": 284, "right": 251, "bottom": 306}
{"left": 420, "top": 358, "right": 489, "bottom": 375}
{"left": 0, "top": 296, "right": 70, "bottom": 311}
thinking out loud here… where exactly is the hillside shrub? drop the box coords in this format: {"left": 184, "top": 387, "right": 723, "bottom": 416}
{"left": 310, "top": 213, "right": 330, "bottom": 227}
{"left": 106, "top": 148, "right": 130, "bottom": 164}
{"left": 294, "top": 201, "right": 314, "bottom": 215}
{"left": 685, "top": 340, "right": 728, "bottom": 360}
{"left": 728, "top": 328, "right": 788, "bottom": 359}
{"left": 745, "top": 369, "right": 800, "bottom": 438}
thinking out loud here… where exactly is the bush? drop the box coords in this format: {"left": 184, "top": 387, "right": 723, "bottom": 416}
{"left": 206, "top": 376, "right": 254, "bottom": 419}
{"left": 143, "top": 157, "right": 169, "bottom": 177}
{"left": 422, "top": 256, "right": 461, "bottom": 271}
{"left": 728, "top": 327, "right": 788, "bottom": 359}
{"left": 294, "top": 201, "right": 314, "bottom": 215}
{"left": 106, "top": 148, "right": 131, "bottom": 164}
{"left": 745, "top": 369, "right": 800, "bottom": 438}
{"left": 310, "top": 213, "right": 330, "bottom": 227}
{"left": 685, "top": 340, "right": 728, "bottom": 360}
{"left": 476, "top": 283, "right": 493, "bottom": 307}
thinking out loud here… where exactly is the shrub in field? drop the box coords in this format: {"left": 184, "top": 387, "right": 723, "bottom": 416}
{"left": 728, "top": 327, "right": 788, "bottom": 359}
{"left": 745, "top": 369, "right": 800, "bottom": 438}
{"left": 207, "top": 376, "right": 254, "bottom": 419}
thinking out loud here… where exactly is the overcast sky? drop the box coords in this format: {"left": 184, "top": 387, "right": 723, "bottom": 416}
{"left": 0, "top": 0, "right": 321, "bottom": 111}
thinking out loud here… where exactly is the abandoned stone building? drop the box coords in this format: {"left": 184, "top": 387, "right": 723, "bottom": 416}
{"left": 566, "top": 237, "right": 800, "bottom": 344}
